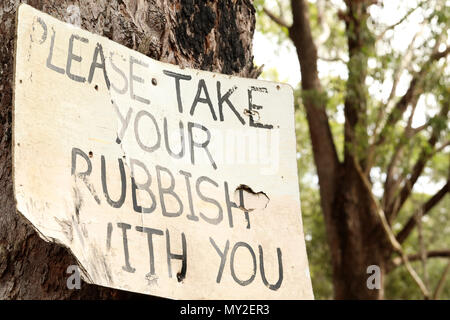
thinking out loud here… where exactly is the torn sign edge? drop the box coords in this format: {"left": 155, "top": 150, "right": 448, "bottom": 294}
{"left": 10, "top": 3, "right": 113, "bottom": 290}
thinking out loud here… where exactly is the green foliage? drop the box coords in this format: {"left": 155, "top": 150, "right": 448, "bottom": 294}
{"left": 255, "top": 0, "right": 449, "bottom": 299}
{"left": 386, "top": 196, "right": 450, "bottom": 299}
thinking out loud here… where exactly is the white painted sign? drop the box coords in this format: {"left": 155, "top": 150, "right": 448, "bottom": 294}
{"left": 13, "top": 4, "right": 313, "bottom": 299}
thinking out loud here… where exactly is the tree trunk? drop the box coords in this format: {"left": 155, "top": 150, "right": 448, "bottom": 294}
{"left": 289, "top": 0, "right": 395, "bottom": 299}
{"left": 0, "top": 0, "right": 258, "bottom": 299}
{"left": 328, "top": 164, "right": 391, "bottom": 299}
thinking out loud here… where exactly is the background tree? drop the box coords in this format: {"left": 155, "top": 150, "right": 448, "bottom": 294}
{"left": 0, "top": 0, "right": 258, "bottom": 299}
{"left": 256, "top": 0, "right": 449, "bottom": 299}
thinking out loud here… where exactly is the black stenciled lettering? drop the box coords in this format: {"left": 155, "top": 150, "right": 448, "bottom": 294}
{"left": 248, "top": 87, "right": 273, "bottom": 129}
{"left": 259, "top": 246, "right": 283, "bottom": 290}
{"left": 187, "top": 122, "right": 217, "bottom": 169}
{"left": 111, "top": 100, "right": 132, "bottom": 144}
{"left": 71, "top": 147, "right": 90, "bottom": 176}
{"left": 224, "top": 181, "right": 250, "bottom": 228}
{"left": 71, "top": 147, "right": 100, "bottom": 204}
{"left": 190, "top": 79, "right": 217, "bottom": 120}
{"left": 101, "top": 155, "right": 126, "bottom": 208}
{"left": 31, "top": 16, "right": 47, "bottom": 44}
{"left": 239, "top": 188, "right": 251, "bottom": 229}
{"left": 179, "top": 170, "right": 198, "bottom": 221}
{"left": 230, "top": 242, "right": 257, "bottom": 286}
{"left": 106, "top": 222, "right": 113, "bottom": 250}
{"left": 209, "top": 237, "right": 229, "bottom": 283}
{"left": 130, "top": 158, "right": 157, "bottom": 213}
{"left": 46, "top": 28, "right": 65, "bottom": 74}
{"left": 134, "top": 110, "right": 161, "bottom": 153}
{"left": 66, "top": 34, "right": 88, "bottom": 82}
{"left": 156, "top": 165, "right": 183, "bottom": 218}
{"left": 136, "top": 226, "right": 163, "bottom": 276}
{"left": 217, "top": 82, "right": 245, "bottom": 125}
{"left": 117, "top": 222, "right": 135, "bottom": 273}
{"left": 164, "top": 118, "right": 185, "bottom": 159}
{"left": 88, "top": 43, "right": 110, "bottom": 89}
{"left": 166, "top": 229, "right": 187, "bottom": 281}
{"left": 196, "top": 176, "right": 223, "bottom": 225}
{"left": 130, "top": 56, "right": 150, "bottom": 104}
{"left": 109, "top": 52, "right": 128, "bottom": 94}
{"left": 162, "top": 70, "right": 192, "bottom": 113}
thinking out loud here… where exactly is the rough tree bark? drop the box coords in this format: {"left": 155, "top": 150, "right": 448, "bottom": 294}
{"left": 0, "top": 0, "right": 258, "bottom": 299}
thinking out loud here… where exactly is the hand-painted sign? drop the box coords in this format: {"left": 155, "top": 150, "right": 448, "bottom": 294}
{"left": 13, "top": 4, "right": 313, "bottom": 299}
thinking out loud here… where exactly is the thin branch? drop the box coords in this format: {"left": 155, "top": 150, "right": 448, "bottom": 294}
{"left": 318, "top": 55, "right": 346, "bottom": 63}
{"left": 376, "top": 3, "right": 424, "bottom": 41}
{"left": 353, "top": 157, "right": 430, "bottom": 298}
{"left": 315, "top": 0, "right": 330, "bottom": 46}
{"left": 434, "top": 141, "right": 450, "bottom": 154}
{"left": 432, "top": 46, "right": 450, "bottom": 61}
{"left": 387, "top": 28, "right": 423, "bottom": 111}
{"left": 390, "top": 250, "right": 450, "bottom": 269}
{"left": 372, "top": 42, "right": 450, "bottom": 151}
{"left": 388, "top": 101, "right": 449, "bottom": 218}
{"left": 396, "top": 180, "right": 450, "bottom": 244}
{"left": 365, "top": 29, "right": 422, "bottom": 174}
{"left": 382, "top": 99, "right": 430, "bottom": 215}
{"left": 263, "top": 7, "right": 290, "bottom": 29}
{"left": 415, "top": 208, "right": 430, "bottom": 290}
{"left": 433, "top": 261, "right": 450, "bottom": 300}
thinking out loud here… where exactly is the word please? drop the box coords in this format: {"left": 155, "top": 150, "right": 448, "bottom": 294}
{"left": 41, "top": 25, "right": 274, "bottom": 129}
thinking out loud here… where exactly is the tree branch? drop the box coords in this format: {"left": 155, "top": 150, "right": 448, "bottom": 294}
{"left": 372, "top": 44, "right": 449, "bottom": 151}
{"left": 416, "top": 208, "right": 430, "bottom": 290}
{"left": 365, "top": 28, "right": 422, "bottom": 174}
{"left": 342, "top": 0, "right": 372, "bottom": 168}
{"left": 318, "top": 55, "right": 346, "bottom": 63}
{"left": 396, "top": 180, "right": 450, "bottom": 244}
{"left": 376, "top": 2, "right": 424, "bottom": 41}
{"left": 389, "top": 250, "right": 450, "bottom": 269}
{"left": 382, "top": 99, "right": 432, "bottom": 214}
{"left": 315, "top": 0, "right": 330, "bottom": 46}
{"left": 434, "top": 140, "right": 450, "bottom": 154}
{"left": 289, "top": 0, "right": 340, "bottom": 220}
{"left": 353, "top": 157, "right": 430, "bottom": 298}
{"left": 263, "top": 7, "right": 290, "bottom": 29}
{"left": 433, "top": 261, "right": 450, "bottom": 300}
{"left": 387, "top": 101, "right": 449, "bottom": 218}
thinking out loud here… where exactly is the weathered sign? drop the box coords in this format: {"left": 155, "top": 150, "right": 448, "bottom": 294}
{"left": 13, "top": 4, "right": 314, "bottom": 299}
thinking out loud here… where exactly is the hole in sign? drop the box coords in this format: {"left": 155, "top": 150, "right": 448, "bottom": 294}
{"left": 234, "top": 185, "right": 269, "bottom": 212}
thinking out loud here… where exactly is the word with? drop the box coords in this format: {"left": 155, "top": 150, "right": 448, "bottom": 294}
{"left": 112, "top": 222, "right": 284, "bottom": 290}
